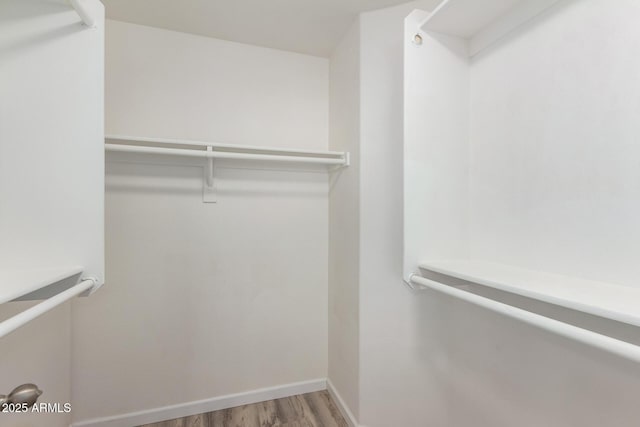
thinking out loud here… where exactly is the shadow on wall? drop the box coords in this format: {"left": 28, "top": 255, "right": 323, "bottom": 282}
{"left": 471, "top": 0, "right": 577, "bottom": 65}
{"left": 413, "top": 282, "right": 640, "bottom": 427}
{"left": 105, "top": 155, "right": 329, "bottom": 198}
{"left": 328, "top": 166, "right": 347, "bottom": 193}
{"left": 0, "top": 1, "right": 84, "bottom": 58}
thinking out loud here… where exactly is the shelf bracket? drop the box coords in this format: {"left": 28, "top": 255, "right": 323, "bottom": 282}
{"left": 203, "top": 146, "right": 216, "bottom": 203}
{"left": 328, "top": 152, "right": 351, "bottom": 173}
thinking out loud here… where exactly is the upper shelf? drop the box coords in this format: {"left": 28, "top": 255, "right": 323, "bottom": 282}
{"left": 418, "top": 0, "right": 562, "bottom": 56}
{"left": 106, "top": 135, "right": 349, "bottom": 167}
{"left": 419, "top": 260, "right": 640, "bottom": 328}
{"left": 0, "top": 266, "right": 84, "bottom": 304}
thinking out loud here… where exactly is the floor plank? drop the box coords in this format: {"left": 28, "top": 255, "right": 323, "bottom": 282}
{"left": 227, "top": 404, "right": 261, "bottom": 427}
{"left": 208, "top": 408, "right": 231, "bottom": 426}
{"left": 302, "top": 392, "right": 346, "bottom": 427}
{"left": 255, "top": 399, "right": 278, "bottom": 427}
{"left": 138, "top": 391, "right": 346, "bottom": 427}
{"left": 184, "top": 414, "right": 207, "bottom": 427}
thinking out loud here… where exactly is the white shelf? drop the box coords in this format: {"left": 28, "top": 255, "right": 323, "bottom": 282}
{"left": 106, "top": 135, "right": 349, "bottom": 203}
{"left": 418, "top": 260, "right": 640, "bottom": 328}
{"left": 105, "top": 135, "right": 349, "bottom": 165}
{"left": 420, "top": 0, "right": 519, "bottom": 38}
{"left": 0, "top": 266, "right": 84, "bottom": 304}
{"left": 418, "top": 0, "right": 562, "bottom": 56}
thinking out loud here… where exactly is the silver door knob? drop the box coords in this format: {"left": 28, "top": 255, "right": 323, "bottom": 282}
{"left": 2, "top": 384, "right": 43, "bottom": 408}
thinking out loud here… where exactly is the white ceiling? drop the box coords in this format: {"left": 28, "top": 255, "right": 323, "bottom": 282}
{"left": 101, "top": 0, "right": 441, "bottom": 57}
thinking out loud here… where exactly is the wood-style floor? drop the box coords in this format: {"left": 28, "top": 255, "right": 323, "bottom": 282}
{"left": 138, "top": 391, "right": 348, "bottom": 427}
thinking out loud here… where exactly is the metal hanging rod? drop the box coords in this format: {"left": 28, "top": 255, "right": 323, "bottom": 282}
{"left": 0, "top": 278, "right": 95, "bottom": 339}
{"left": 409, "top": 274, "right": 640, "bottom": 364}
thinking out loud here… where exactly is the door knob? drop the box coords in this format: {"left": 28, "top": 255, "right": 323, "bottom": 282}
{"left": 1, "top": 384, "right": 43, "bottom": 409}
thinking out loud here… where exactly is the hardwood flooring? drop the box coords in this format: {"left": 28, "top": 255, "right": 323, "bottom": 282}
{"left": 138, "top": 391, "right": 348, "bottom": 427}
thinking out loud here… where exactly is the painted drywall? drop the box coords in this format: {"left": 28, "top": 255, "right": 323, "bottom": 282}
{"left": 358, "top": 4, "right": 455, "bottom": 426}
{"left": 328, "top": 17, "right": 361, "bottom": 423}
{"left": 101, "top": 21, "right": 328, "bottom": 151}
{"left": 0, "top": 0, "right": 105, "bottom": 286}
{"left": 402, "top": 9, "right": 470, "bottom": 282}
{"left": 358, "top": 3, "right": 448, "bottom": 426}
{"left": 101, "top": 0, "right": 422, "bottom": 57}
{"left": 468, "top": 0, "right": 640, "bottom": 289}
{"left": 71, "top": 20, "right": 329, "bottom": 424}
{"left": 0, "top": 1, "right": 104, "bottom": 426}
{"left": 356, "top": 1, "right": 640, "bottom": 426}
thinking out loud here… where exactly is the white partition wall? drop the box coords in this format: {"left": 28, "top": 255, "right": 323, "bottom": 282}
{"left": 0, "top": 0, "right": 105, "bottom": 296}
{"left": 0, "top": 1, "right": 104, "bottom": 426}
{"left": 403, "top": 9, "right": 469, "bottom": 284}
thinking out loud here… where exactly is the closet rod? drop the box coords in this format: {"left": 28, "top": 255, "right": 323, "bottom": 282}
{"left": 105, "top": 143, "right": 348, "bottom": 166}
{"left": 0, "top": 278, "right": 95, "bottom": 339}
{"left": 69, "top": 0, "right": 96, "bottom": 27}
{"left": 106, "top": 135, "right": 346, "bottom": 157}
{"left": 409, "top": 274, "right": 640, "bottom": 363}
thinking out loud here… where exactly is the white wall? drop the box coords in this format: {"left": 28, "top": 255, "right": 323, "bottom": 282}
{"left": 102, "top": 21, "right": 328, "bottom": 150}
{"left": 402, "top": 9, "right": 470, "bottom": 282}
{"left": 356, "top": 1, "right": 640, "bottom": 426}
{"left": 358, "top": 4, "right": 450, "bottom": 426}
{"left": 0, "top": 1, "right": 104, "bottom": 426}
{"left": 0, "top": 0, "right": 105, "bottom": 287}
{"left": 469, "top": 0, "right": 640, "bottom": 289}
{"left": 328, "top": 17, "right": 361, "bottom": 422}
{"left": 71, "top": 20, "right": 329, "bottom": 425}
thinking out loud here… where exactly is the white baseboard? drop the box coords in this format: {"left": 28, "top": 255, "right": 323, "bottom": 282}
{"left": 326, "top": 378, "right": 359, "bottom": 427}
{"left": 72, "top": 378, "right": 327, "bottom": 427}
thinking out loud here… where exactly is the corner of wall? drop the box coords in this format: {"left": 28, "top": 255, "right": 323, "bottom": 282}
{"left": 328, "top": 15, "right": 362, "bottom": 423}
